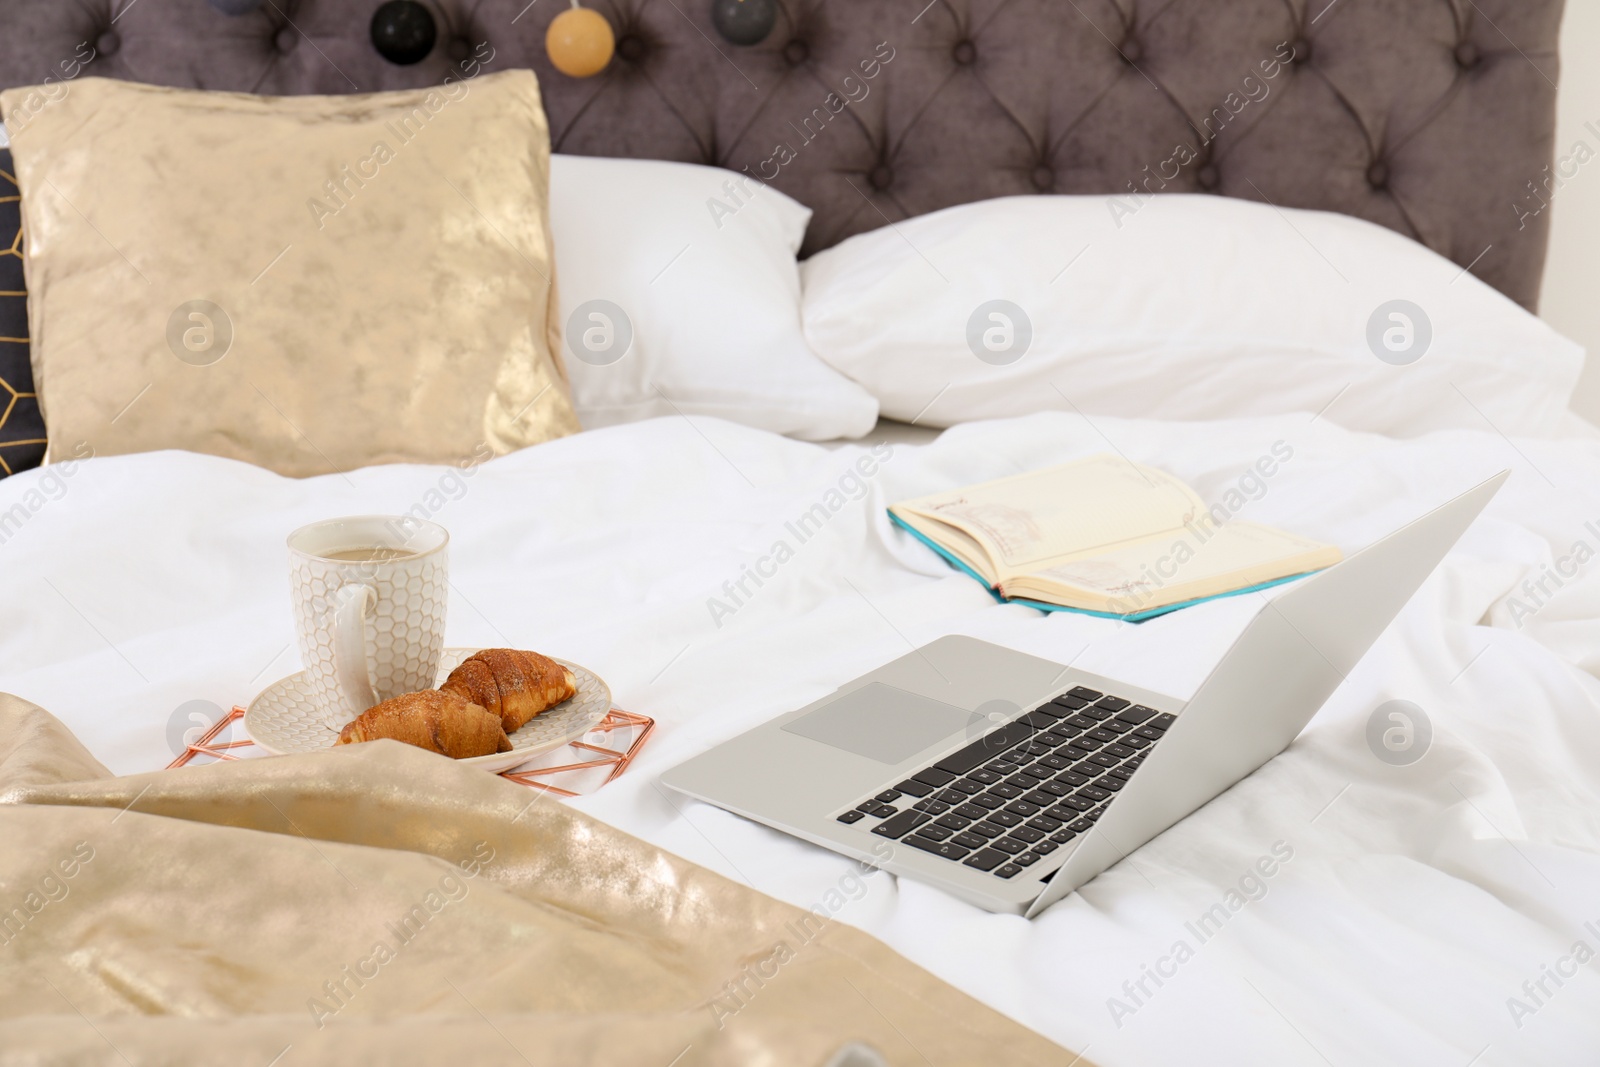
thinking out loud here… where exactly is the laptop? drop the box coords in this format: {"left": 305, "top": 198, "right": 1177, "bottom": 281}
{"left": 662, "top": 472, "right": 1507, "bottom": 916}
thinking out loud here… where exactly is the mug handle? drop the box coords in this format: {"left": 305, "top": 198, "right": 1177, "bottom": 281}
{"left": 332, "top": 582, "right": 378, "bottom": 715}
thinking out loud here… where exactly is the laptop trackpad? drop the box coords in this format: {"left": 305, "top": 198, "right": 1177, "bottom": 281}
{"left": 781, "top": 682, "right": 981, "bottom": 764}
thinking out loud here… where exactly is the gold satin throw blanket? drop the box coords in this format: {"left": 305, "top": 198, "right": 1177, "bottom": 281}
{"left": 0, "top": 695, "right": 1075, "bottom": 1065}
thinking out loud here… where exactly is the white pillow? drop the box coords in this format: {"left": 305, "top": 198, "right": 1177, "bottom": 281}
{"left": 800, "top": 195, "right": 1584, "bottom": 438}
{"left": 549, "top": 155, "right": 877, "bottom": 440}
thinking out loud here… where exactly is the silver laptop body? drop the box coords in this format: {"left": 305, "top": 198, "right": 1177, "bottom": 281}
{"left": 661, "top": 473, "right": 1507, "bottom": 916}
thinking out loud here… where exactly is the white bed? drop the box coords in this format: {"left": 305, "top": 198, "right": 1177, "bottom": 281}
{"left": 5, "top": 408, "right": 1599, "bottom": 1065}
{"left": 2, "top": 1, "right": 1592, "bottom": 1057}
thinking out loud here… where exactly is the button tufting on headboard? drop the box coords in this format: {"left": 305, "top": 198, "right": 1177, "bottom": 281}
{"left": 0, "top": 0, "right": 1566, "bottom": 309}
{"left": 615, "top": 32, "right": 646, "bottom": 64}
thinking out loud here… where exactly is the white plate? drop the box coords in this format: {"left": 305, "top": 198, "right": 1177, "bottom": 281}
{"left": 245, "top": 649, "right": 613, "bottom": 773}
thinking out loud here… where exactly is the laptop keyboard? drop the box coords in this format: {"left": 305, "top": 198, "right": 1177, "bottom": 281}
{"left": 835, "top": 687, "right": 1174, "bottom": 881}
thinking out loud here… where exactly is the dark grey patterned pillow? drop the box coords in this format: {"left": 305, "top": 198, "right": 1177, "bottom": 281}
{"left": 0, "top": 146, "right": 44, "bottom": 478}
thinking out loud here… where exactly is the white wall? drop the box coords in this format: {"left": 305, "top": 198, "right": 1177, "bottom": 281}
{"left": 1544, "top": 0, "right": 1600, "bottom": 422}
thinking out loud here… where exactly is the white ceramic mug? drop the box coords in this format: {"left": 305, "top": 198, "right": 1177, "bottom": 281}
{"left": 288, "top": 516, "right": 449, "bottom": 730}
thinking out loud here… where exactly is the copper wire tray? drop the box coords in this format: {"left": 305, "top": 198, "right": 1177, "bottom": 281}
{"left": 166, "top": 705, "right": 656, "bottom": 798}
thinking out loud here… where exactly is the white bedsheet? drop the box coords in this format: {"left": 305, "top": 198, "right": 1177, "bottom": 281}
{"left": 3, "top": 411, "right": 1599, "bottom": 1065}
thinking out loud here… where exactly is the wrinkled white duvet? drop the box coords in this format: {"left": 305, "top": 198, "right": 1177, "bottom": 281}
{"left": 3, "top": 411, "right": 1599, "bottom": 1066}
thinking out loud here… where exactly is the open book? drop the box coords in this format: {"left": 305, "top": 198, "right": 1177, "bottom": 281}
{"left": 888, "top": 454, "right": 1341, "bottom": 621}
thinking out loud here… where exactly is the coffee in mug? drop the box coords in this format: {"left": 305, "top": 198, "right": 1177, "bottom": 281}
{"left": 287, "top": 516, "right": 449, "bottom": 730}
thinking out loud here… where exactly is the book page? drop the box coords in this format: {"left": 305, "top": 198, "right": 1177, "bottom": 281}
{"left": 894, "top": 513, "right": 996, "bottom": 584}
{"left": 895, "top": 455, "right": 1205, "bottom": 573}
{"left": 1013, "top": 521, "right": 1341, "bottom": 614}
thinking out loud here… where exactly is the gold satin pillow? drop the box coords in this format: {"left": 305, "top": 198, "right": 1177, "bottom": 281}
{"left": 0, "top": 73, "right": 579, "bottom": 477}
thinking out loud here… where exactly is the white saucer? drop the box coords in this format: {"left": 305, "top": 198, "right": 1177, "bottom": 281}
{"left": 245, "top": 648, "right": 613, "bottom": 773}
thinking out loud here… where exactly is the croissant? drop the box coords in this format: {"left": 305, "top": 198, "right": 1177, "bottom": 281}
{"left": 336, "top": 689, "right": 512, "bottom": 758}
{"left": 440, "top": 648, "right": 577, "bottom": 733}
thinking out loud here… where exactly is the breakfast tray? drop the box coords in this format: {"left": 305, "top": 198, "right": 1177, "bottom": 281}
{"left": 166, "top": 705, "right": 656, "bottom": 798}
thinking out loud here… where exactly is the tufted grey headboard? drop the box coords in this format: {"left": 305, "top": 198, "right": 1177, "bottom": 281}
{"left": 0, "top": 0, "right": 1566, "bottom": 309}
